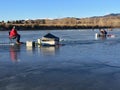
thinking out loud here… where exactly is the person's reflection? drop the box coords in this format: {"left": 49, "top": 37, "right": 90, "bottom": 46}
{"left": 100, "top": 36, "right": 107, "bottom": 40}
{"left": 9, "top": 45, "right": 20, "bottom": 62}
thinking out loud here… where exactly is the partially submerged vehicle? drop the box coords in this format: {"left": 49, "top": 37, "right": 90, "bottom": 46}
{"left": 40, "top": 33, "right": 59, "bottom": 46}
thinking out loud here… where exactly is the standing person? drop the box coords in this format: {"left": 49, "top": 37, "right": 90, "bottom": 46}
{"left": 100, "top": 29, "right": 107, "bottom": 37}
{"left": 9, "top": 26, "right": 21, "bottom": 44}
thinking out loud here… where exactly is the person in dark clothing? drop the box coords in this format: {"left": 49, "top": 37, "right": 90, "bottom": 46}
{"left": 100, "top": 29, "right": 107, "bottom": 37}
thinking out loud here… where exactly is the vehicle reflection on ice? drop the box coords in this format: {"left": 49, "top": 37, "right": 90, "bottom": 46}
{"left": 26, "top": 46, "right": 35, "bottom": 55}
{"left": 38, "top": 45, "right": 59, "bottom": 56}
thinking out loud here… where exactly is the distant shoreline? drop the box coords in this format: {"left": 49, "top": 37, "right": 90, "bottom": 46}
{"left": 1, "top": 13, "right": 120, "bottom": 30}
{"left": 0, "top": 25, "right": 114, "bottom": 31}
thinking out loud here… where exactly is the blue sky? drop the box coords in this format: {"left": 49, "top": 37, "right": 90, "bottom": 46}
{"left": 0, "top": 0, "right": 120, "bottom": 21}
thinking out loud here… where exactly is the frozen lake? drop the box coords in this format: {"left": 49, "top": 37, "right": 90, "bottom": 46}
{"left": 0, "top": 29, "right": 120, "bottom": 90}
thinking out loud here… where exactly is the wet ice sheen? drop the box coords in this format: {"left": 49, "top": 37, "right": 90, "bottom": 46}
{"left": 0, "top": 29, "right": 120, "bottom": 90}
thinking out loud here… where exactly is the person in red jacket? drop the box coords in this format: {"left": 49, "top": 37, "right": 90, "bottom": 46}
{"left": 9, "top": 26, "right": 21, "bottom": 44}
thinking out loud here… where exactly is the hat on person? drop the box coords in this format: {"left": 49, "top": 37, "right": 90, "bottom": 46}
{"left": 13, "top": 26, "right": 15, "bottom": 29}
{"left": 100, "top": 29, "right": 104, "bottom": 31}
